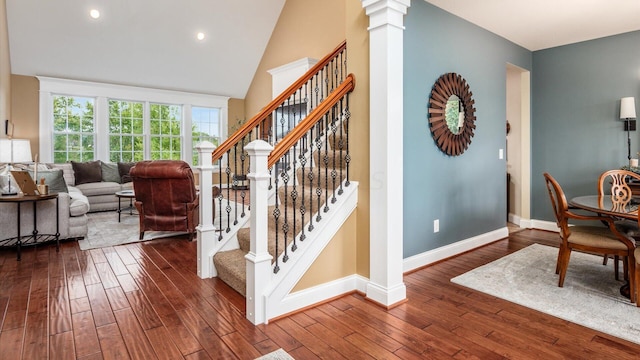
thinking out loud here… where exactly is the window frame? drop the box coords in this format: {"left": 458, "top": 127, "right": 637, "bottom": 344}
{"left": 38, "top": 77, "right": 229, "bottom": 165}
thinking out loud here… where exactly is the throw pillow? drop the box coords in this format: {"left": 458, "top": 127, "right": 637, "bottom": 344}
{"left": 101, "top": 161, "right": 121, "bottom": 183}
{"left": 28, "top": 169, "right": 69, "bottom": 193}
{"left": 71, "top": 160, "right": 102, "bottom": 185}
{"left": 118, "top": 162, "right": 136, "bottom": 183}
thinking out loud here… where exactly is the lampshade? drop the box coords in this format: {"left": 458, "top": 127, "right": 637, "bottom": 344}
{"left": 621, "top": 97, "right": 637, "bottom": 120}
{"left": 0, "top": 139, "right": 33, "bottom": 163}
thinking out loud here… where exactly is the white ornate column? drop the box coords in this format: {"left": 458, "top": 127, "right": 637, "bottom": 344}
{"left": 195, "top": 141, "right": 217, "bottom": 278}
{"left": 245, "top": 139, "right": 274, "bottom": 324}
{"left": 362, "top": 0, "right": 409, "bottom": 307}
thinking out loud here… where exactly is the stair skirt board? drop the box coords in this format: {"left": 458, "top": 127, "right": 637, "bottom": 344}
{"left": 213, "top": 180, "right": 358, "bottom": 321}
{"left": 263, "top": 181, "right": 358, "bottom": 321}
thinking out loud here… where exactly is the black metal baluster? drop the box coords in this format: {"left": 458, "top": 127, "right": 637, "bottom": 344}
{"left": 330, "top": 105, "right": 338, "bottom": 204}
{"left": 291, "top": 144, "right": 298, "bottom": 252}
{"left": 225, "top": 149, "right": 232, "bottom": 232}
{"left": 323, "top": 113, "right": 330, "bottom": 213}
{"left": 281, "top": 159, "right": 289, "bottom": 264}
{"left": 307, "top": 123, "right": 315, "bottom": 232}
{"left": 344, "top": 96, "right": 351, "bottom": 188}
{"left": 273, "top": 162, "right": 281, "bottom": 274}
{"left": 315, "top": 122, "right": 323, "bottom": 222}
{"left": 338, "top": 99, "right": 345, "bottom": 196}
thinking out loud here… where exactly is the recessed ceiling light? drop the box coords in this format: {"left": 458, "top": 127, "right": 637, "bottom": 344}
{"left": 196, "top": 32, "right": 205, "bottom": 41}
{"left": 90, "top": 9, "right": 100, "bottom": 19}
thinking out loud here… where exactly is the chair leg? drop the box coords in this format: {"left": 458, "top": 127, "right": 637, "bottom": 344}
{"left": 629, "top": 258, "right": 636, "bottom": 304}
{"left": 635, "top": 260, "right": 640, "bottom": 307}
{"left": 603, "top": 254, "right": 609, "bottom": 265}
{"left": 623, "top": 256, "right": 629, "bottom": 281}
{"left": 139, "top": 232, "right": 144, "bottom": 240}
{"left": 556, "top": 244, "right": 566, "bottom": 275}
{"left": 614, "top": 255, "right": 620, "bottom": 280}
{"left": 558, "top": 248, "right": 572, "bottom": 287}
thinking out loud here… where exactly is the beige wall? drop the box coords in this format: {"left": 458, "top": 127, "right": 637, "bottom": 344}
{"left": 244, "top": 0, "right": 346, "bottom": 117}
{"left": 276, "top": 0, "right": 371, "bottom": 290}
{"left": 227, "top": 97, "right": 246, "bottom": 134}
{"left": 10, "top": 75, "right": 39, "bottom": 157}
{"left": 0, "top": 0, "right": 10, "bottom": 132}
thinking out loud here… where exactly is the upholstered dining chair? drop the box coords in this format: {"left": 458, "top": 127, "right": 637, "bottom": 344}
{"left": 130, "top": 160, "right": 199, "bottom": 240}
{"left": 597, "top": 169, "right": 640, "bottom": 276}
{"left": 544, "top": 173, "right": 636, "bottom": 300}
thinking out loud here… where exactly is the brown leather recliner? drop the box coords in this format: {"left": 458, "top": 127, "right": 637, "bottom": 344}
{"left": 130, "top": 160, "right": 199, "bottom": 240}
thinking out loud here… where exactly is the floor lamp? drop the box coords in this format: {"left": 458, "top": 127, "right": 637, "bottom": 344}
{"left": 621, "top": 97, "right": 637, "bottom": 166}
{"left": 0, "top": 138, "right": 33, "bottom": 196}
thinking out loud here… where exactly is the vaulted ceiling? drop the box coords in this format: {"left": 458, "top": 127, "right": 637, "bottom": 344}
{"left": 6, "top": 0, "right": 285, "bottom": 98}
{"left": 5, "top": 0, "right": 639, "bottom": 100}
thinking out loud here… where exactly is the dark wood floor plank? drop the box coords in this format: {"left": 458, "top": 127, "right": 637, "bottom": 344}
{"left": 71, "top": 310, "right": 100, "bottom": 359}
{"left": 0, "top": 326, "right": 24, "bottom": 359}
{"left": 86, "top": 283, "right": 116, "bottom": 327}
{"left": 144, "top": 326, "right": 185, "bottom": 360}
{"left": 96, "top": 322, "right": 131, "bottom": 360}
{"left": 78, "top": 250, "right": 101, "bottom": 286}
{"left": 113, "top": 307, "right": 157, "bottom": 359}
{"left": 50, "top": 330, "right": 76, "bottom": 360}
{"left": 220, "top": 331, "right": 262, "bottom": 359}
{"left": 176, "top": 306, "right": 237, "bottom": 359}
{"left": 4, "top": 228, "right": 640, "bottom": 359}
{"left": 49, "top": 280, "right": 72, "bottom": 335}
{"left": 22, "top": 311, "right": 48, "bottom": 359}
{"left": 124, "top": 289, "right": 163, "bottom": 330}
{"left": 274, "top": 317, "right": 348, "bottom": 359}
{"left": 94, "top": 262, "right": 120, "bottom": 289}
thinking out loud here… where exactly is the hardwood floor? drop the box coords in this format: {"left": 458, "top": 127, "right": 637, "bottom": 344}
{"left": 2, "top": 229, "right": 640, "bottom": 359}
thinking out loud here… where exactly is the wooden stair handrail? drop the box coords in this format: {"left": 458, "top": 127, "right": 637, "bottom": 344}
{"left": 211, "top": 40, "right": 347, "bottom": 162}
{"left": 268, "top": 74, "right": 355, "bottom": 168}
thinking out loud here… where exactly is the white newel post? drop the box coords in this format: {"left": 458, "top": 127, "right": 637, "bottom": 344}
{"left": 362, "top": 0, "right": 409, "bottom": 306}
{"left": 195, "top": 141, "right": 217, "bottom": 279}
{"left": 245, "top": 140, "right": 273, "bottom": 324}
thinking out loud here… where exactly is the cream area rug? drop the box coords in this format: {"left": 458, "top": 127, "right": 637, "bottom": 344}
{"left": 78, "top": 211, "right": 186, "bottom": 250}
{"left": 451, "top": 243, "right": 640, "bottom": 345}
{"left": 255, "top": 348, "right": 294, "bottom": 360}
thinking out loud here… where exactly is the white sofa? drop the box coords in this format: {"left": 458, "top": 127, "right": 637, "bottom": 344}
{"left": 0, "top": 160, "right": 136, "bottom": 245}
{"left": 49, "top": 162, "right": 134, "bottom": 212}
{"left": 0, "top": 185, "right": 90, "bottom": 244}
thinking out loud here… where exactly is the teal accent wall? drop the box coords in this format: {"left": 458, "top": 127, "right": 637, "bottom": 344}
{"left": 403, "top": 2, "right": 531, "bottom": 258}
{"left": 531, "top": 31, "right": 640, "bottom": 221}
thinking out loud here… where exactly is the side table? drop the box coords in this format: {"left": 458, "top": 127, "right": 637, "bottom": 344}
{"left": 115, "top": 190, "right": 136, "bottom": 222}
{"left": 0, "top": 193, "right": 60, "bottom": 260}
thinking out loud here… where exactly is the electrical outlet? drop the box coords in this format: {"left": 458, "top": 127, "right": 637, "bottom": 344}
{"left": 434, "top": 219, "right": 439, "bottom": 233}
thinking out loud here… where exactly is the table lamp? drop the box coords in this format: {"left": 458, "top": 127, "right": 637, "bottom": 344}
{"left": 621, "top": 97, "right": 637, "bottom": 166}
{"left": 0, "top": 138, "right": 33, "bottom": 195}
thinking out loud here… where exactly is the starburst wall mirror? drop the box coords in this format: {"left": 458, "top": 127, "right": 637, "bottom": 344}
{"left": 428, "top": 73, "right": 476, "bottom": 156}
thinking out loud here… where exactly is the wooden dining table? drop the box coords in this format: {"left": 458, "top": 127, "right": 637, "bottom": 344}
{"left": 570, "top": 195, "right": 638, "bottom": 298}
{"left": 570, "top": 195, "right": 639, "bottom": 220}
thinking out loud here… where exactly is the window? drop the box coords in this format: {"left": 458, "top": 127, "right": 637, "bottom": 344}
{"left": 108, "top": 100, "right": 144, "bottom": 162}
{"left": 150, "top": 103, "right": 182, "bottom": 160}
{"left": 191, "top": 107, "right": 220, "bottom": 165}
{"left": 52, "top": 96, "right": 95, "bottom": 163}
{"left": 38, "top": 77, "right": 229, "bottom": 165}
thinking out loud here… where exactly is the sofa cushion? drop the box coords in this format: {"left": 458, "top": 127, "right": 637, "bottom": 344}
{"left": 48, "top": 163, "right": 75, "bottom": 186}
{"left": 72, "top": 160, "right": 102, "bottom": 185}
{"left": 118, "top": 162, "right": 136, "bottom": 183}
{"left": 101, "top": 161, "right": 121, "bottom": 183}
{"left": 75, "top": 181, "right": 122, "bottom": 197}
{"left": 28, "top": 169, "right": 69, "bottom": 193}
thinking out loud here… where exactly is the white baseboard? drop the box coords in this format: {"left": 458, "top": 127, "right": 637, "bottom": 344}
{"left": 265, "top": 274, "right": 368, "bottom": 324}
{"left": 402, "top": 227, "right": 509, "bottom": 273}
{"left": 531, "top": 219, "right": 559, "bottom": 232}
